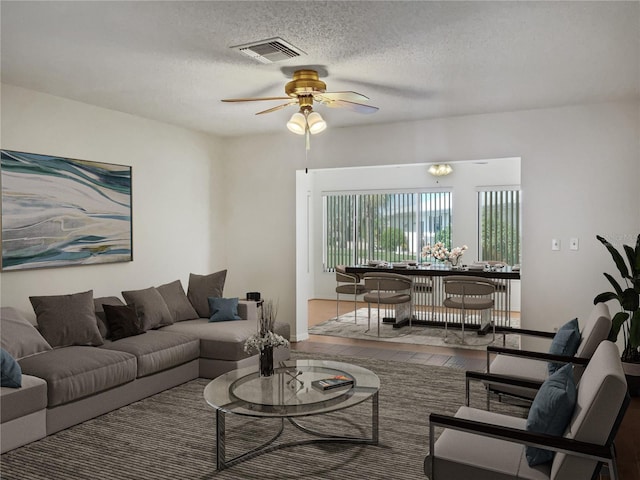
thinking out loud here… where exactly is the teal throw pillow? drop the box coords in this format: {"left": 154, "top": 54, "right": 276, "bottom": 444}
{"left": 208, "top": 297, "right": 242, "bottom": 322}
{"left": 1, "top": 348, "right": 22, "bottom": 388}
{"left": 548, "top": 318, "right": 581, "bottom": 375}
{"left": 525, "top": 363, "right": 577, "bottom": 466}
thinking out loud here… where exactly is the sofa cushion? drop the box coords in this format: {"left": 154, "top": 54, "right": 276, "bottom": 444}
{"left": 208, "top": 297, "right": 242, "bottom": 322}
{"left": 0, "top": 374, "right": 47, "bottom": 424}
{"left": 0, "top": 306, "right": 52, "bottom": 360}
{"left": 161, "top": 318, "right": 289, "bottom": 362}
{"left": 103, "top": 304, "right": 145, "bottom": 341}
{"left": 94, "top": 296, "right": 125, "bottom": 339}
{"left": 548, "top": 318, "right": 581, "bottom": 374}
{"left": 525, "top": 363, "right": 577, "bottom": 466}
{"left": 122, "top": 287, "right": 173, "bottom": 330}
{"left": 100, "top": 331, "right": 199, "bottom": 378}
{"left": 29, "top": 290, "right": 104, "bottom": 348}
{"left": 187, "top": 270, "right": 227, "bottom": 318}
{"left": 157, "top": 280, "right": 199, "bottom": 322}
{"left": 18, "top": 346, "right": 137, "bottom": 407}
{"left": 1, "top": 348, "right": 22, "bottom": 388}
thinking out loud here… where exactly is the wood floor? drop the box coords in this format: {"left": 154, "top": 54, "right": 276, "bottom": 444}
{"left": 292, "top": 299, "right": 640, "bottom": 480}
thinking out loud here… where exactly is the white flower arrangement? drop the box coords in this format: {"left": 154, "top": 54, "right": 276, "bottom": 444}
{"left": 243, "top": 300, "right": 289, "bottom": 354}
{"left": 421, "top": 242, "right": 468, "bottom": 263}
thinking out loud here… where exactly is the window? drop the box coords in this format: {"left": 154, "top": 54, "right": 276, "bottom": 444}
{"left": 478, "top": 188, "right": 521, "bottom": 265}
{"left": 323, "top": 191, "right": 452, "bottom": 271}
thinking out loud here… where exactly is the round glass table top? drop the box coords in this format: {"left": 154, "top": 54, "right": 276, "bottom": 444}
{"left": 204, "top": 359, "right": 380, "bottom": 418}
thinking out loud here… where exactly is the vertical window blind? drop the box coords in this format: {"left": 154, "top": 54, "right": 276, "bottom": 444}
{"left": 323, "top": 191, "right": 452, "bottom": 272}
{"left": 478, "top": 189, "right": 521, "bottom": 265}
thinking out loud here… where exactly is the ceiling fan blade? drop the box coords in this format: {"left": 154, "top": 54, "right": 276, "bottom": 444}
{"left": 255, "top": 102, "right": 297, "bottom": 115}
{"left": 221, "top": 96, "right": 291, "bottom": 103}
{"left": 321, "top": 99, "right": 379, "bottom": 114}
{"left": 316, "top": 91, "right": 370, "bottom": 102}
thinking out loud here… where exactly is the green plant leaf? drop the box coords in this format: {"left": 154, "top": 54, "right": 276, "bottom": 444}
{"left": 594, "top": 291, "right": 618, "bottom": 304}
{"left": 623, "top": 244, "right": 639, "bottom": 281}
{"left": 603, "top": 272, "right": 624, "bottom": 298}
{"left": 608, "top": 311, "right": 630, "bottom": 342}
{"left": 597, "top": 235, "right": 630, "bottom": 279}
{"left": 621, "top": 287, "right": 640, "bottom": 312}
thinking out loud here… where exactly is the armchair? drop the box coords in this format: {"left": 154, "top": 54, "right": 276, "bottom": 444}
{"left": 425, "top": 341, "right": 629, "bottom": 480}
{"left": 472, "top": 303, "right": 611, "bottom": 407}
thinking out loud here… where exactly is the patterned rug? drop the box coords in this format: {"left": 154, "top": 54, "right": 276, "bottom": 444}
{"left": 0, "top": 352, "right": 524, "bottom": 480}
{"left": 309, "top": 308, "right": 520, "bottom": 350}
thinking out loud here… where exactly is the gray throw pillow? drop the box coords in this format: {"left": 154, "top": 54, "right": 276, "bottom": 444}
{"left": 94, "top": 296, "right": 126, "bottom": 339}
{"left": 157, "top": 280, "right": 198, "bottom": 322}
{"left": 121, "top": 287, "right": 174, "bottom": 330}
{"left": 187, "top": 270, "right": 228, "bottom": 318}
{"left": 29, "top": 290, "right": 104, "bottom": 348}
{"left": 0, "top": 306, "right": 52, "bottom": 360}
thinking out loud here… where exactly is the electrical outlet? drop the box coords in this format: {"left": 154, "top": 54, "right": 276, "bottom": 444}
{"left": 569, "top": 237, "right": 579, "bottom": 251}
{"left": 551, "top": 239, "right": 560, "bottom": 251}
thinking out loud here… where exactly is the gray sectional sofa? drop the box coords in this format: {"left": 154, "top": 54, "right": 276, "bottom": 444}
{"left": 0, "top": 275, "right": 290, "bottom": 454}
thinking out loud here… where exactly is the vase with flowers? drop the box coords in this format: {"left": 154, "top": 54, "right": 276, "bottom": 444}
{"left": 421, "top": 242, "right": 468, "bottom": 268}
{"left": 243, "top": 300, "right": 289, "bottom": 377}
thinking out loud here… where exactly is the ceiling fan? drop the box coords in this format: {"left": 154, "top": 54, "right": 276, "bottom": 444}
{"left": 221, "top": 69, "right": 378, "bottom": 135}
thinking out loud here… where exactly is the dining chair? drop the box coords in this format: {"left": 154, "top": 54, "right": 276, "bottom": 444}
{"left": 363, "top": 272, "right": 413, "bottom": 336}
{"left": 424, "top": 340, "right": 630, "bottom": 480}
{"left": 334, "top": 265, "right": 367, "bottom": 323}
{"left": 467, "top": 302, "right": 612, "bottom": 408}
{"left": 442, "top": 276, "right": 496, "bottom": 343}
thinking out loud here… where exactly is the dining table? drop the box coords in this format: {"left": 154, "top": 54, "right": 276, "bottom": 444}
{"left": 345, "top": 263, "right": 520, "bottom": 333}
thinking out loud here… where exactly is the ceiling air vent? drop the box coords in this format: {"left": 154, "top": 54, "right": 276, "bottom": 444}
{"left": 232, "top": 37, "right": 305, "bottom": 64}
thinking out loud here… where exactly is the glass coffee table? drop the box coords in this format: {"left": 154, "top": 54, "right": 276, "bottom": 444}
{"left": 204, "top": 359, "right": 380, "bottom": 470}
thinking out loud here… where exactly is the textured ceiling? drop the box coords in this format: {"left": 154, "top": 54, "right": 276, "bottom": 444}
{"left": 1, "top": 1, "right": 639, "bottom": 137}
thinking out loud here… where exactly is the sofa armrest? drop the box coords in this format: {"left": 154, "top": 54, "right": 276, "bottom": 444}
{"left": 237, "top": 300, "right": 259, "bottom": 322}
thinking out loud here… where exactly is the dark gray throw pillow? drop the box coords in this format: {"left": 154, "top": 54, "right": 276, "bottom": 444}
{"left": 157, "top": 280, "right": 198, "bottom": 322}
{"left": 94, "top": 296, "right": 126, "bottom": 339}
{"left": 29, "top": 290, "right": 104, "bottom": 348}
{"left": 187, "top": 270, "right": 228, "bottom": 318}
{"left": 102, "top": 304, "right": 145, "bottom": 341}
{"left": 121, "top": 287, "right": 174, "bottom": 330}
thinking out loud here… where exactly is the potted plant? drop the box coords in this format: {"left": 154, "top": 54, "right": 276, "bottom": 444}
{"left": 594, "top": 233, "right": 640, "bottom": 394}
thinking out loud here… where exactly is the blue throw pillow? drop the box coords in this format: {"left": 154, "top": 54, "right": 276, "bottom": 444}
{"left": 1, "top": 348, "right": 22, "bottom": 388}
{"left": 525, "top": 363, "right": 577, "bottom": 466}
{"left": 548, "top": 318, "right": 581, "bottom": 375}
{"left": 208, "top": 297, "right": 242, "bottom": 322}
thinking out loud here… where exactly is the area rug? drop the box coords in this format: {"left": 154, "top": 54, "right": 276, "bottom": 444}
{"left": 310, "top": 308, "right": 520, "bottom": 350}
{"left": 0, "top": 352, "right": 524, "bottom": 480}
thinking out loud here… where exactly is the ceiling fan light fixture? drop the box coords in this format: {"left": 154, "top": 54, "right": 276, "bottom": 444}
{"left": 307, "top": 111, "right": 327, "bottom": 135}
{"left": 287, "top": 112, "right": 307, "bottom": 135}
{"left": 428, "top": 164, "right": 453, "bottom": 177}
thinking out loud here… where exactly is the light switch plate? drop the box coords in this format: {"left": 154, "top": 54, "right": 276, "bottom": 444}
{"left": 552, "top": 239, "right": 560, "bottom": 251}
{"left": 570, "top": 237, "right": 579, "bottom": 250}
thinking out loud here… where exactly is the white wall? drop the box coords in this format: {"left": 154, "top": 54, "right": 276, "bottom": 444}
{"left": 0, "top": 85, "right": 227, "bottom": 320}
{"left": 2, "top": 86, "right": 638, "bottom": 344}
{"left": 223, "top": 102, "right": 640, "bottom": 340}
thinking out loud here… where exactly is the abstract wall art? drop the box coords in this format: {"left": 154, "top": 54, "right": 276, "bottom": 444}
{"left": 1, "top": 149, "right": 132, "bottom": 271}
